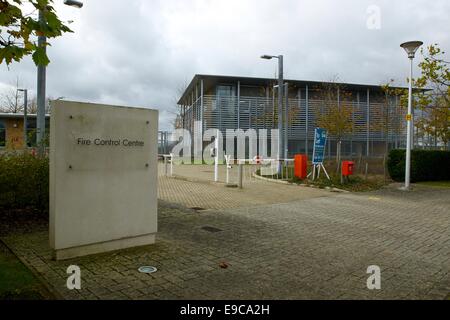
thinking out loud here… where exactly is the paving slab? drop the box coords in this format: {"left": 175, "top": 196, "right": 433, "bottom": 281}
{"left": 158, "top": 164, "right": 332, "bottom": 210}
{"left": 2, "top": 183, "right": 449, "bottom": 300}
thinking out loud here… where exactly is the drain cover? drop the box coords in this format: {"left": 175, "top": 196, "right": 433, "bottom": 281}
{"left": 138, "top": 266, "right": 158, "bottom": 274}
{"left": 202, "top": 226, "right": 223, "bottom": 233}
{"left": 191, "top": 207, "right": 206, "bottom": 211}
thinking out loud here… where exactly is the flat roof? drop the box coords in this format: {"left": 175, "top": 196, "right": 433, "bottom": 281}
{"left": 0, "top": 113, "right": 51, "bottom": 119}
{"left": 178, "top": 74, "right": 416, "bottom": 105}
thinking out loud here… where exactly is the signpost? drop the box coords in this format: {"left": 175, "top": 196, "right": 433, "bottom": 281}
{"left": 311, "top": 128, "right": 330, "bottom": 181}
{"left": 50, "top": 101, "right": 158, "bottom": 260}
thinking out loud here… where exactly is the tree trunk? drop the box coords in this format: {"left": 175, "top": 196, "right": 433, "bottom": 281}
{"left": 336, "top": 140, "right": 342, "bottom": 174}
{"left": 384, "top": 140, "right": 389, "bottom": 184}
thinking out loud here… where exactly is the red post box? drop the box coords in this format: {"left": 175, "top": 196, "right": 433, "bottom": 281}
{"left": 342, "top": 161, "right": 355, "bottom": 176}
{"left": 294, "top": 154, "right": 308, "bottom": 180}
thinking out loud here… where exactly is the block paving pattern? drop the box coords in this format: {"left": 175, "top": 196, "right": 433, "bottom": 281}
{"left": 2, "top": 178, "right": 449, "bottom": 300}
{"left": 157, "top": 164, "right": 332, "bottom": 210}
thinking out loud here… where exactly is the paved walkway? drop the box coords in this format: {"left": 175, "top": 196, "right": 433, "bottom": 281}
{"left": 2, "top": 179, "right": 449, "bottom": 300}
{"left": 158, "top": 164, "right": 333, "bottom": 210}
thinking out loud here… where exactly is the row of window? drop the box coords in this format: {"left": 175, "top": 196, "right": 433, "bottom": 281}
{"left": 0, "top": 119, "right": 49, "bottom": 148}
{"left": 214, "top": 84, "right": 385, "bottom": 101}
{"left": 0, "top": 121, "right": 5, "bottom": 147}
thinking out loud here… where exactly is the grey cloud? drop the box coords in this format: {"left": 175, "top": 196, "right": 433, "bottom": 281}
{"left": 1, "top": 0, "right": 449, "bottom": 131}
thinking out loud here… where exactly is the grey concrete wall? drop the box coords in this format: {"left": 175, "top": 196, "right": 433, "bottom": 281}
{"left": 50, "top": 101, "right": 158, "bottom": 260}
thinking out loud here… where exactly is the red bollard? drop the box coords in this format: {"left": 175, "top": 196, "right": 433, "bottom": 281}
{"left": 294, "top": 154, "right": 308, "bottom": 180}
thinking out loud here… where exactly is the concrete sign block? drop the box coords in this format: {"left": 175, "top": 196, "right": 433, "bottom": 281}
{"left": 49, "top": 101, "right": 158, "bottom": 260}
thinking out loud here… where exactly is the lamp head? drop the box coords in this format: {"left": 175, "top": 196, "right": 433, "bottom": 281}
{"left": 400, "top": 41, "right": 423, "bottom": 59}
{"left": 261, "top": 55, "right": 274, "bottom": 60}
{"left": 64, "top": 0, "right": 83, "bottom": 8}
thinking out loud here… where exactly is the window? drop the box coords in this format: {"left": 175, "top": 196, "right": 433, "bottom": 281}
{"left": 216, "top": 85, "right": 236, "bottom": 115}
{"left": 27, "top": 119, "right": 37, "bottom": 147}
{"left": 217, "top": 85, "right": 234, "bottom": 97}
{"left": 0, "top": 121, "right": 5, "bottom": 147}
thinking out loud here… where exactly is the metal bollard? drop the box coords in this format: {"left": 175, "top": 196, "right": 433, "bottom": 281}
{"left": 365, "top": 162, "right": 369, "bottom": 181}
{"left": 238, "top": 163, "right": 243, "bottom": 189}
{"left": 164, "top": 156, "right": 168, "bottom": 176}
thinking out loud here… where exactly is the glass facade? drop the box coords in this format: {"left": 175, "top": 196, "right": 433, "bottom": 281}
{"left": 216, "top": 85, "right": 235, "bottom": 115}
{"left": 180, "top": 77, "right": 408, "bottom": 157}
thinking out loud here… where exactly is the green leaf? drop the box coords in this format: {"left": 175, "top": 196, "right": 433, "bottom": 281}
{"left": 32, "top": 46, "right": 50, "bottom": 66}
{"left": 0, "top": 45, "right": 27, "bottom": 65}
{"left": 1, "top": 0, "right": 71, "bottom": 66}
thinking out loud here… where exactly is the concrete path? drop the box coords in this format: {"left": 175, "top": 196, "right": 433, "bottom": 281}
{"left": 158, "top": 164, "right": 333, "bottom": 210}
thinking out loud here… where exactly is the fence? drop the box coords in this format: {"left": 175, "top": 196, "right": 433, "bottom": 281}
{"left": 158, "top": 154, "right": 173, "bottom": 177}
{"left": 182, "top": 94, "right": 408, "bottom": 158}
{"left": 223, "top": 158, "right": 296, "bottom": 187}
{"left": 158, "top": 152, "right": 391, "bottom": 188}
{"left": 157, "top": 154, "right": 296, "bottom": 187}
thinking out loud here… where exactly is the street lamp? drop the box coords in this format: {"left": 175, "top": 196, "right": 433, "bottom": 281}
{"left": 64, "top": 0, "right": 83, "bottom": 8}
{"left": 36, "top": 1, "right": 83, "bottom": 155}
{"left": 400, "top": 40, "right": 423, "bottom": 190}
{"left": 17, "top": 89, "right": 28, "bottom": 148}
{"left": 261, "top": 54, "right": 284, "bottom": 172}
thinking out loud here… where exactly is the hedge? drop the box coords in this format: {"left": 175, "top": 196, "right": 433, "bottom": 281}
{"left": 0, "top": 153, "right": 49, "bottom": 211}
{"left": 388, "top": 149, "right": 450, "bottom": 182}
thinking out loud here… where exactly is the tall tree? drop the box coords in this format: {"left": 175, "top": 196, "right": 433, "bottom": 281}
{"left": 315, "top": 80, "right": 354, "bottom": 172}
{"left": 383, "top": 44, "right": 449, "bottom": 150}
{"left": 0, "top": 77, "right": 23, "bottom": 113}
{"left": 415, "top": 44, "right": 450, "bottom": 149}
{"left": 173, "top": 80, "right": 189, "bottom": 130}
{"left": 0, "top": 0, "right": 72, "bottom": 66}
{"left": 380, "top": 80, "right": 409, "bottom": 151}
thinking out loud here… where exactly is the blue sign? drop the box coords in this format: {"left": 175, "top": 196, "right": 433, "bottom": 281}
{"left": 312, "top": 128, "right": 327, "bottom": 164}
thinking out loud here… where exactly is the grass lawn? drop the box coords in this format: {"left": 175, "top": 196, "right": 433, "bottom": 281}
{"left": 417, "top": 181, "right": 450, "bottom": 188}
{"left": 0, "top": 242, "right": 51, "bottom": 300}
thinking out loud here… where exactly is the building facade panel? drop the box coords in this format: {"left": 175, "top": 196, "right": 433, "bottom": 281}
{"left": 0, "top": 114, "right": 50, "bottom": 151}
{"left": 178, "top": 75, "right": 409, "bottom": 158}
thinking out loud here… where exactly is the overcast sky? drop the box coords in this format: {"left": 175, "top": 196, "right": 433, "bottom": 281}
{"left": 1, "top": 0, "right": 449, "bottom": 130}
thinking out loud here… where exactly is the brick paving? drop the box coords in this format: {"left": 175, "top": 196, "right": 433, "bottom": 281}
{"left": 157, "top": 176, "right": 332, "bottom": 210}
{"left": 157, "top": 164, "right": 333, "bottom": 210}
{"left": 2, "top": 174, "right": 449, "bottom": 300}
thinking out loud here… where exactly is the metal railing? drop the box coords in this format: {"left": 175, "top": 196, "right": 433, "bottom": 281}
{"left": 224, "top": 157, "right": 295, "bottom": 187}
{"left": 157, "top": 155, "right": 295, "bottom": 188}
{"left": 182, "top": 95, "right": 407, "bottom": 144}
{"left": 158, "top": 154, "right": 173, "bottom": 177}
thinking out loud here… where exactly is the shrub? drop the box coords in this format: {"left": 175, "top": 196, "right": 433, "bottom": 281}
{"left": 388, "top": 149, "right": 450, "bottom": 182}
{"left": 0, "top": 153, "right": 49, "bottom": 212}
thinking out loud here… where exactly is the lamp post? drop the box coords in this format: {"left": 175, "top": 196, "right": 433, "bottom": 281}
{"left": 284, "top": 82, "right": 289, "bottom": 159}
{"left": 17, "top": 89, "right": 28, "bottom": 148}
{"left": 400, "top": 41, "right": 423, "bottom": 190}
{"left": 261, "top": 54, "right": 284, "bottom": 173}
{"left": 36, "top": 0, "right": 83, "bottom": 155}
{"left": 36, "top": 7, "right": 46, "bottom": 155}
